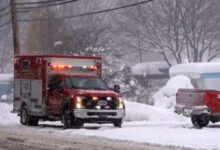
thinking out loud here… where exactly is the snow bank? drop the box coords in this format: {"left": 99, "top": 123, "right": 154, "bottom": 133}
{"left": 0, "top": 95, "right": 7, "bottom": 101}
{"left": 132, "top": 61, "right": 168, "bottom": 75}
{"left": 0, "top": 103, "right": 18, "bottom": 125}
{"left": 124, "top": 101, "right": 187, "bottom": 122}
{"left": 0, "top": 74, "right": 13, "bottom": 82}
{"left": 153, "top": 75, "right": 193, "bottom": 109}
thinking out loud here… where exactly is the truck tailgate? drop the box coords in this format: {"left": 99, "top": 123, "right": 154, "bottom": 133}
{"left": 175, "top": 89, "right": 207, "bottom": 116}
{"left": 176, "top": 89, "right": 205, "bottom": 106}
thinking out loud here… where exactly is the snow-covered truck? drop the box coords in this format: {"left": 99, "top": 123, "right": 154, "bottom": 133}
{"left": 12, "top": 55, "right": 125, "bottom": 128}
{"left": 170, "top": 63, "right": 220, "bottom": 127}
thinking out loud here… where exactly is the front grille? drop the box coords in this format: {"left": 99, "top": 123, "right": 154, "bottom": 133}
{"left": 83, "top": 97, "right": 117, "bottom": 109}
{"left": 87, "top": 112, "right": 117, "bottom": 116}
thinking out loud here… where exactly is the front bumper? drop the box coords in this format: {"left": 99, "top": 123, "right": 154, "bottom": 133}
{"left": 73, "top": 109, "right": 125, "bottom": 119}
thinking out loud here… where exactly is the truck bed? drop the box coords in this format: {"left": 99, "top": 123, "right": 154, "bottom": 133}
{"left": 175, "top": 89, "right": 208, "bottom": 116}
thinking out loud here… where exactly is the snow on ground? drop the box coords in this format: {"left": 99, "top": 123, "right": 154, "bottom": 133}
{"left": 0, "top": 95, "right": 8, "bottom": 101}
{"left": 124, "top": 101, "right": 187, "bottom": 123}
{"left": 2, "top": 101, "right": 220, "bottom": 150}
{"left": 153, "top": 75, "right": 194, "bottom": 109}
{"left": 0, "top": 103, "right": 18, "bottom": 125}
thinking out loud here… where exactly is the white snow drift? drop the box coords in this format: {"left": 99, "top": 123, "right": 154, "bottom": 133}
{"left": 153, "top": 75, "right": 193, "bottom": 109}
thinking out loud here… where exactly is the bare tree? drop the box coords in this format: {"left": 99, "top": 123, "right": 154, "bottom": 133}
{"left": 115, "top": 0, "right": 220, "bottom": 65}
{"left": 58, "top": 0, "right": 114, "bottom": 56}
{"left": 25, "top": 8, "right": 66, "bottom": 54}
{"left": 0, "top": 0, "right": 13, "bottom": 73}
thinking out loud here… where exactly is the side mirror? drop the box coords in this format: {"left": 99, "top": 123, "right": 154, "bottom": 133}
{"left": 114, "top": 84, "right": 120, "bottom": 93}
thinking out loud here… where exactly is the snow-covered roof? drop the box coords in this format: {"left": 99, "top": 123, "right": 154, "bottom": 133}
{"left": 0, "top": 74, "right": 13, "bottom": 82}
{"left": 170, "top": 62, "right": 220, "bottom": 75}
{"left": 132, "top": 61, "right": 169, "bottom": 75}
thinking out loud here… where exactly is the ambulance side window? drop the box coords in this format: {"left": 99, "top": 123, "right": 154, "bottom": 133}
{"left": 22, "top": 60, "right": 30, "bottom": 71}
{"left": 48, "top": 75, "right": 62, "bottom": 91}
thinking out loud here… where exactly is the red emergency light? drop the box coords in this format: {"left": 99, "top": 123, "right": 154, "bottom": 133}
{"left": 89, "top": 65, "right": 98, "bottom": 71}
{"left": 49, "top": 64, "right": 98, "bottom": 71}
{"left": 50, "top": 65, "right": 65, "bottom": 70}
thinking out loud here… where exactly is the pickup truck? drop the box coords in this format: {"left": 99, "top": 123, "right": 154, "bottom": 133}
{"left": 175, "top": 89, "right": 220, "bottom": 128}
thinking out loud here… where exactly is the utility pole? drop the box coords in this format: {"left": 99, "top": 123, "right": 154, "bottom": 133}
{"left": 138, "top": 31, "right": 143, "bottom": 63}
{"left": 10, "top": 0, "right": 20, "bottom": 55}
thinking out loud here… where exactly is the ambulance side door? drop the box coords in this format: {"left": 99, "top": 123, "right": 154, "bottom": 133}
{"left": 48, "top": 75, "right": 63, "bottom": 114}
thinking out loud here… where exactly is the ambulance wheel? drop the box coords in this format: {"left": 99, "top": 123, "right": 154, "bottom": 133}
{"left": 28, "top": 117, "right": 39, "bottom": 126}
{"left": 73, "top": 118, "right": 84, "bottom": 128}
{"left": 191, "top": 114, "right": 209, "bottom": 128}
{"left": 62, "top": 109, "right": 73, "bottom": 129}
{"left": 113, "top": 119, "right": 122, "bottom": 128}
{"left": 20, "top": 106, "right": 29, "bottom": 125}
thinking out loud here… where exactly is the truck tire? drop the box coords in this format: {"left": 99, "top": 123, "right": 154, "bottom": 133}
{"left": 191, "top": 114, "right": 209, "bottom": 128}
{"left": 62, "top": 110, "right": 73, "bottom": 129}
{"left": 29, "top": 117, "right": 39, "bottom": 126}
{"left": 113, "top": 119, "right": 122, "bottom": 128}
{"left": 72, "top": 118, "right": 84, "bottom": 128}
{"left": 20, "top": 106, "right": 39, "bottom": 126}
{"left": 20, "top": 106, "right": 29, "bottom": 125}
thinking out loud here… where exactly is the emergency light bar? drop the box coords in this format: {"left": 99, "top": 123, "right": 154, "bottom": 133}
{"left": 47, "top": 57, "right": 101, "bottom": 76}
{"left": 49, "top": 64, "right": 98, "bottom": 71}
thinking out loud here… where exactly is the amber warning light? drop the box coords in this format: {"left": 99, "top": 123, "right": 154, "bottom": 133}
{"left": 49, "top": 64, "right": 98, "bottom": 71}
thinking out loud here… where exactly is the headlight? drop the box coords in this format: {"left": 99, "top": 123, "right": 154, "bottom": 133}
{"left": 107, "top": 97, "right": 112, "bottom": 101}
{"left": 75, "top": 96, "right": 85, "bottom": 109}
{"left": 117, "top": 97, "right": 125, "bottom": 109}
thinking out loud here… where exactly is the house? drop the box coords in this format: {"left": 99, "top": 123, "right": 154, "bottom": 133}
{"left": 170, "top": 62, "right": 220, "bottom": 90}
{"left": 132, "top": 61, "right": 170, "bottom": 79}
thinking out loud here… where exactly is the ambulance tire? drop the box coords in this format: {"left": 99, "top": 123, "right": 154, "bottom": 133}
{"left": 113, "top": 119, "right": 122, "bottom": 128}
{"left": 20, "top": 105, "right": 39, "bottom": 126}
{"left": 72, "top": 118, "right": 84, "bottom": 128}
{"left": 20, "top": 106, "right": 29, "bottom": 125}
{"left": 28, "top": 117, "right": 39, "bottom": 126}
{"left": 63, "top": 109, "right": 73, "bottom": 129}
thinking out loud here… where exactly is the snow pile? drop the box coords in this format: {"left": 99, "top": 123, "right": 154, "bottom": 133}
{"left": 0, "top": 103, "right": 18, "bottom": 125}
{"left": 124, "top": 101, "right": 187, "bottom": 122}
{"left": 0, "top": 74, "right": 13, "bottom": 82}
{"left": 132, "top": 61, "right": 168, "bottom": 75}
{"left": 153, "top": 75, "right": 193, "bottom": 109}
{"left": 124, "top": 101, "right": 149, "bottom": 121}
{"left": 0, "top": 95, "right": 7, "bottom": 101}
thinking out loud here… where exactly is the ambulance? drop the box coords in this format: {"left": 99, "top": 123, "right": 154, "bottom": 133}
{"left": 13, "top": 55, "right": 125, "bottom": 128}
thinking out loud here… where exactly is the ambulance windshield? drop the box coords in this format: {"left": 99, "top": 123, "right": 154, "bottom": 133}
{"left": 65, "top": 77, "right": 109, "bottom": 90}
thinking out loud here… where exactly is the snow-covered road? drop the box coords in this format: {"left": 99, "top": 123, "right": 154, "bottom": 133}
{"left": 0, "top": 124, "right": 169, "bottom": 150}
{"left": 1, "top": 102, "right": 220, "bottom": 150}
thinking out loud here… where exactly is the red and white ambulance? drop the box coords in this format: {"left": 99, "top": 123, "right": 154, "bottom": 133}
{"left": 13, "top": 55, "right": 125, "bottom": 128}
